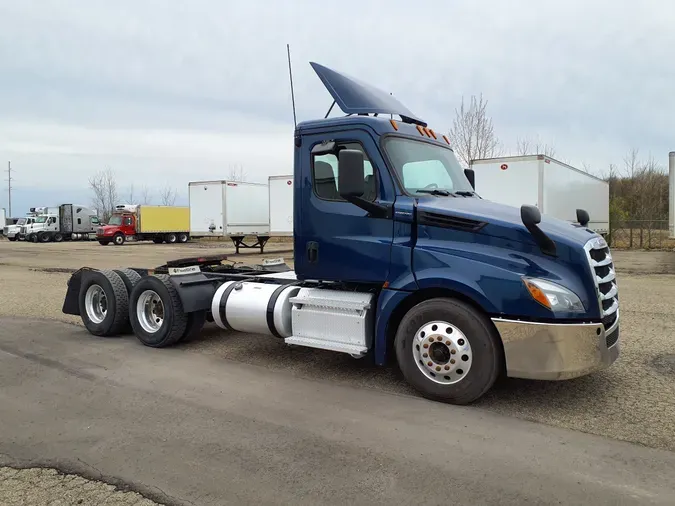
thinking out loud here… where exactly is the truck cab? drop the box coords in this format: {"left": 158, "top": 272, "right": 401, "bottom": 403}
{"left": 4, "top": 216, "right": 34, "bottom": 241}
{"left": 97, "top": 207, "right": 136, "bottom": 245}
{"left": 292, "top": 62, "right": 618, "bottom": 382}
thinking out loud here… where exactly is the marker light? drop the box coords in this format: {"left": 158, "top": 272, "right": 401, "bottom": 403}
{"left": 390, "top": 119, "right": 399, "bottom": 130}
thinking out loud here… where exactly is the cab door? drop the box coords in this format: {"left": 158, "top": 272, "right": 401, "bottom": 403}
{"left": 294, "top": 128, "right": 395, "bottom": 284}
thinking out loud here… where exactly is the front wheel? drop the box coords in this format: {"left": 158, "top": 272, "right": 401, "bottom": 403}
{"left": 113, "top": 233, "right": 125, "bottom": 246}
{"left": 7, "top": 236, "right": 17, "bottom": 242}
{"left": 394, "top": 298, "right": 502, "bottom": 405}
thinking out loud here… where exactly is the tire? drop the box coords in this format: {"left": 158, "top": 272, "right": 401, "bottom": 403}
{"left": 78, "top": 269, "right": 129, "bottom": 337}
{"left": 394, "top": 298, "right": 502, "bottom": 405}
{"left": 179, "top": 311, "right": 206, "bottom": 343}
{"left": 152, "top": 237, "right": 164, "bottom": 244}
{"left": 98, "top": 240, "right": 110, "bottom": 246}
{"left": 177, "top": 233, "right": 189, "bottom": 243}
{"left": 129, "top": 274, "right": 188, "bottom": 348}
{"left": 7, "top": 236, "right": 16, "bottom": 242}
{"left": 165, "top": 233, "right": 177, "bottom": 244}
{"left": 29, "top": 234, "right": 38, "bottom": 243}
{"left": 114, "top": 268, "right": 144, "bottom": 333}
{"left": 39, "top": 232, "right": 51, "bottom": 243}
{"left": 113, "top": 233, "right": 125, "bottom": 246}
{"left": 54, "top": 233, "right": 63, "bottom": 243}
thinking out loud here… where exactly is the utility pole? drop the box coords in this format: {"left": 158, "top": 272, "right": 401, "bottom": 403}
{"left": 5, "top": 161, "right": 12, "bottom": 217}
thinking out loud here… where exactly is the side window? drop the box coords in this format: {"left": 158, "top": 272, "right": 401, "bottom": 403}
{"left": 77, "top": 218, "right": 82, "bottom": 225}
{"left": 312, "top": 142, "right": 377, "bottom": 202}
{"left": 124, "top": 217, "right": 133, "bottom": 226}
{"left": 92, "top": 217, "right": 99, "bottom": 225}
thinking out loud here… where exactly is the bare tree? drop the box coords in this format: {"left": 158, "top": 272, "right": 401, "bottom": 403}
{"left": 581, "top": 162, "right": 592, "bottom": 173}
{"left": 227, "top": 163, "right": 248, "bottom": 182}
{"left": 159, "top": 184, "right": 178, "bottom": 206}
{"left": 140, "top": 184, "right": 152, "bottom": 205}
{"left": 125, "top": 183, "right": 136, "bottom": 205}
{"left": 447, "top": 94, "right": 501, "bottom": 167}
{"left": 515, "top": 135, "right": 556, "bottom": 158}
{"left": 89, "top": 167, "right": 118, "bottom": 222}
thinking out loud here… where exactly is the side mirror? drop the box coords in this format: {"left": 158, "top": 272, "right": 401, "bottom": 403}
{"left": 521, "top": 204, "right": 556, "bottom": 256}
{"left": 576, "top": 209, "right": 589, "bottom": 227}
{"left": 338, "top": 149, "right": 365, "bottom": 199}
{"left": 464, "top": 168, "right": 475, "bottom": 190}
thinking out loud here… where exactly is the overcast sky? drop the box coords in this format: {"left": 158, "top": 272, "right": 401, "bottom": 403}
{"left": 0, "top": 0, "right": 673, "bottom": 215}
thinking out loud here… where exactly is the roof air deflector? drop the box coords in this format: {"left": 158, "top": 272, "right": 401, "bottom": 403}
{"left": 310, "top": 62, "right": 427, "bottom": 127}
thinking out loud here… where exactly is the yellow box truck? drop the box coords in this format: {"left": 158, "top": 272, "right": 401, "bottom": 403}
{"left": 96, "top": 205, "right": 190, "bottom": 245}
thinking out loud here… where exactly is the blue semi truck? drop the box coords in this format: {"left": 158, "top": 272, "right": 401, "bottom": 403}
{"left": 62, "top": 62, "right": 619, "bottom": 405}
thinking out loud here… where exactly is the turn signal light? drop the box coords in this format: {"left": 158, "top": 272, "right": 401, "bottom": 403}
{"left": 390, "top": 119, "right": 399, "bottom": 130}
{"left": 523, "top": 278, "right": 551, "bottom": 309}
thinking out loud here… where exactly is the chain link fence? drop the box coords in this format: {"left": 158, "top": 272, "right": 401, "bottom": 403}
{"left": 608, "top": 220, "right": 674, "bottom": 249}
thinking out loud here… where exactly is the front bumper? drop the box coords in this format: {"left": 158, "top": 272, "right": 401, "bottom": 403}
{"left": 492, "top": 316, "right": 620, "bottom": 380}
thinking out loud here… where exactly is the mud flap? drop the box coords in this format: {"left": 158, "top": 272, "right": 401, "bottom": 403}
{"left": 61, "top": 267, "right": 94, "bottom": 316}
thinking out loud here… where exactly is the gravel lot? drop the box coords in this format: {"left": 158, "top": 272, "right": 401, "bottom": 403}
{"left": 0, "top": 239, "right": 674, "bottom": 456}
{"left": 0, "top": 467, "right": 161, "bottom": 505}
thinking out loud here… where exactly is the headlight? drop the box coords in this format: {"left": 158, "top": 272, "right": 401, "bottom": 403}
{"left": 522, "top": 277, "right": 585, "bottom": 313}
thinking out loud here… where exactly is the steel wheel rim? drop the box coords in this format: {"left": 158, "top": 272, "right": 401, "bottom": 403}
{"left": 84, "top": 284, "right": 108, "bottom": 324}
{"left": 115, "top": 235, "right": 123, "bottom": 244}
{"left": 412, "top": 320, "right": 473, "bottom": 385}
{"left": 137, "top": 290, "right": 165, "bottom": 334}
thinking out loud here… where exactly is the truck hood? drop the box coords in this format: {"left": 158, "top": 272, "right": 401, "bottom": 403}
{"left": 416, "top": 196, "right": 597, "bottom": 249}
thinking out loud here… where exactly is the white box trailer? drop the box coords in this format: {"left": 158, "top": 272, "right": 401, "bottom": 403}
{"left": 470, "top": 155, "right": 609, "bottom": 234}
{"left": 269, "top": 175, "right": 294, "bottom": 236}
{"left": 188, "top": 180, "right": 271, "bottom": 253}
{"left": 0, "top": 208, "right": 6, "bottom": 230}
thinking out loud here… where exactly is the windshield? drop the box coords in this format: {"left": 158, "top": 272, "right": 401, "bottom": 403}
{"left": 383, "top": 137, "right": 474, "bottom": 195}
{"left": 17, "top": 218, "right": 26, "bottom": 225}
{"left": 35, "top": 216, "right": 47, "bottom": 223}
{"left": 108, "top": 215, "right": 123, "bottom": 226}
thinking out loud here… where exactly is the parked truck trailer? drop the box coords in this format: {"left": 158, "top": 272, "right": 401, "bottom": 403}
{"left": 470, "top": 155, "right": 610, "bottom": 235}
{"left": 268, "top": 175, "right": 294, "bottom": 237}
{"left": 63, "top": 62, "right": 620, "bottom": 406}
{"left": 189, "top": 180, "right": 270, "bottom": 253}
{"left": 97, "top": 205, "right": 190, "bottom": 245}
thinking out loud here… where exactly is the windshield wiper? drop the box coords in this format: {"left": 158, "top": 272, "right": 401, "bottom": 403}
{"left": 453, "top": 190, "right": 477, "bottom": 197}
{"left": 416, "top": 189, "right": 452, "bottom": 196}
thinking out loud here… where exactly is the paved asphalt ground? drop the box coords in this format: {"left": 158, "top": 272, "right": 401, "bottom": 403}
{"left": 1, "top": 318, "right": 675, "bottom": 506}
{"left": 1, "top": 241, "right": 675, "bottom": 504}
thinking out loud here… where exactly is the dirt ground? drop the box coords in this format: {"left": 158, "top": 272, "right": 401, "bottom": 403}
{"left": 0, "top": 239, "right": 674, "bottom": 452}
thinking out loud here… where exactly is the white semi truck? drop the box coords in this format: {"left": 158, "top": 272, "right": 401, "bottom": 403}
{"left": 22, "top": 204, "right": 100, "bottom": 242}
{"left": 470, "top": 155, "right": 610, "bottom": 235}
{"left": 4, "top": 209, "right": 41, "bottom": 241}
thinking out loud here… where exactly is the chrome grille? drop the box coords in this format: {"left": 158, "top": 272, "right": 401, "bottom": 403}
{"left": 584, "top": 236, "right": 619, "bottom": 339}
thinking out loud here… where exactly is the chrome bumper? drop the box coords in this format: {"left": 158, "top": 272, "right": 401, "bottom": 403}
{"left": 492, "top": 316, "right": 620, "bottom": 380}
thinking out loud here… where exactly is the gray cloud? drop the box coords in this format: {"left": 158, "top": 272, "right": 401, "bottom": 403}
{"left": 0, "top": 0, "right": 673, "bottom": 215}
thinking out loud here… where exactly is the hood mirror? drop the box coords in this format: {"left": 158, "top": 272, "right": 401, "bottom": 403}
{"left": 576, "top": 209, "right": 589, "bottom": 227}
{"left": 521, "top": 205, "right": 557, "bottom": 257}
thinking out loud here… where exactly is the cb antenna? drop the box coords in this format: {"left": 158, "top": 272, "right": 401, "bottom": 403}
{"left": 286, "top": 44, "right": 297, "bottom": 128}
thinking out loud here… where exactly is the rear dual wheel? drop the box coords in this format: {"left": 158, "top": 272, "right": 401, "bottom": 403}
{"left": 129, "top": 274, "right": 205, "bottom": 348}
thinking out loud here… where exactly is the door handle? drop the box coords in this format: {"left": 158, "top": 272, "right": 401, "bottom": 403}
{"left": 306, "top": 241, "right": 319, "bottom": 263}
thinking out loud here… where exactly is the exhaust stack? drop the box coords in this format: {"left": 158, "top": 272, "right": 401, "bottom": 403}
{"left": 670, "top": 152, "right": 675, "bottom": 238}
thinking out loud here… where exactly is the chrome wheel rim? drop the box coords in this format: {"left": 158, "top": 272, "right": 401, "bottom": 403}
{"left": 412, "top": 320, "right": 473, "bottom": 385}
{"left": 137, "top": 290, "right": 164, "bottom": 334}
{"left": 84, "top": 284, "right": 107, "bottom": 324}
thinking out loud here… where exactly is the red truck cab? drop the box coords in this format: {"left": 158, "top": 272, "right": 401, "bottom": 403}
{"left": 97, "top": 213, "right": 135, "bottom": 245}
